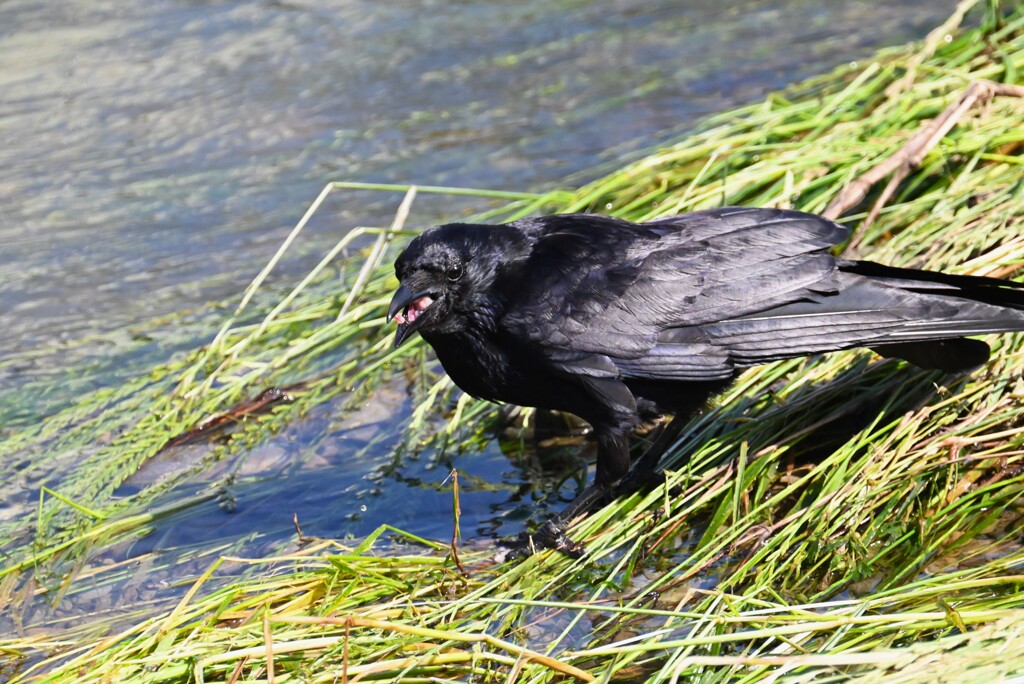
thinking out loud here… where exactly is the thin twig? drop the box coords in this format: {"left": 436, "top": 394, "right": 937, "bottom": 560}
{"left": 449, "top": 468, "right": 468, "bottom": 576}
{"left": 824, "top": 80, "right": 1024, "bottom": 226}
{"left": 226, "top": 656, "right": 248, "bottom": 684}
{"left": 342, "top": 618, "right": 350, "bottom": 684}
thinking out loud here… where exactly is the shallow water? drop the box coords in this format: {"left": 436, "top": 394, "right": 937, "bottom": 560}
{"left": 0, "top": 0, "right": 961, "bottom": 632}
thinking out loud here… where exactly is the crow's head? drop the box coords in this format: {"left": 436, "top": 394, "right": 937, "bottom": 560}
{"left": 388, "top": 223, "right": 520, "bottom": 347}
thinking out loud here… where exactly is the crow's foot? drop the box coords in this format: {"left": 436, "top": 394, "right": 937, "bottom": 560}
{"left": 496, "top": 520, "right": 586, "bottom": 560}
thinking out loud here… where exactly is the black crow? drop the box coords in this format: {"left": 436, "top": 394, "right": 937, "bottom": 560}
{"left": 387, "top": 207, "right": 1024, "bottom": 556}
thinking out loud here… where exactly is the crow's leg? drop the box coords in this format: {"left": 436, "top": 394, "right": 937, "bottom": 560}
{"left": 507, "top": 415, "right": 690, "bottom": 557}
{"left": 617, "top": 413, "right": 688, "bottom": 493}
{"left": 500, "top": 428, "right": 633, "bottom": 558}
{"left": 498, "top": 485, "right": 607, "bottom": 558}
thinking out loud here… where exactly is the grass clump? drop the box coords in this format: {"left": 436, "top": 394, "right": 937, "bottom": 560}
{"left": 3, "top": 0, "right": 1024, "bottom": 681}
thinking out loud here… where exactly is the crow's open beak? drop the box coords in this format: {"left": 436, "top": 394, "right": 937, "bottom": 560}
{"left": 387, "top": 283, "right": 433, "bottom": 348}
{"left": 387, "top": 283, "right": 414, "bottom": 323}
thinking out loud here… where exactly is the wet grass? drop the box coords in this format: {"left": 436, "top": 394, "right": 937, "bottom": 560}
{"left": 3, "top": 0, "right": 1024, "bottom": 680}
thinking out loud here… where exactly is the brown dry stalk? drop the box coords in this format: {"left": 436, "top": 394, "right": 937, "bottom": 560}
{"left": 449, "top": 468, "right": 467, "bottom": 576}
{"left": 226, "top": 655, "right": 249, "bottom": 684}
{"left": 824, "top": 80, "right": 1024, "bottom": 228}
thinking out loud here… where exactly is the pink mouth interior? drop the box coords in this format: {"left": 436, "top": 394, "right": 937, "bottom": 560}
{"left": 393, "top": 295, "right": 433, "bottom": 325}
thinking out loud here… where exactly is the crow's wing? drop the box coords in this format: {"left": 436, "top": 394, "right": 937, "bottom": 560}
{"left": 695, "top": 260, "right": 1024, "bottom": 366}
{"left": 501, "top": 207, "right": 1024, "bottom": 383}
{"left": 500, "top": 207, "right": 850, "bottom": 380}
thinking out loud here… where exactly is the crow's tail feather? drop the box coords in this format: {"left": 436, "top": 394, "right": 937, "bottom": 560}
{"left": 710, "top": 260, "right": 1024, "bottom": 372}
{"left": 844, "top": 260, "right": 1024, "bottom": 372}
{"left": 870, "top": 338, "right": 990, "bottom": 372}
{"left": 842, "top": 260, "right": 1024, "bottom": 311}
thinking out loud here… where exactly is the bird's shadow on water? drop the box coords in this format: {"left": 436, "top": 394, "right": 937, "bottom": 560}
{"left": 384, "top": 353, "right": 981, "bottom": 550}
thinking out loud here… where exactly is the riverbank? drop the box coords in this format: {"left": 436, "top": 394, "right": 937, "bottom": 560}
{"left": 4, "top": 1, "right": 1024, "bottom": 681}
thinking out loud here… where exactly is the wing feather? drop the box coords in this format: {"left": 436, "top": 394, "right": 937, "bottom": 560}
{"left": 499, "top": 207, "right": 850, "bottom": 379}
{"left": 495, "top": 208, "right": 1024, "bottom": 386}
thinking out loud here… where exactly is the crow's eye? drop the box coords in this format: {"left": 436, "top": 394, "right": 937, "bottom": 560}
{"left": 446, "top": 263, "right": 463, "bottom": 282}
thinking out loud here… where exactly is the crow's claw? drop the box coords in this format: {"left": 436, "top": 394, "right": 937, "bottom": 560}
{"left": 496, "top": 521, "right": 586, "bottom": 560}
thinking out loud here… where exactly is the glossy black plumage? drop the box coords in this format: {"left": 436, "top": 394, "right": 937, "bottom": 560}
{"left": 388, "top": 207, "right": 1024, "bottom": 555}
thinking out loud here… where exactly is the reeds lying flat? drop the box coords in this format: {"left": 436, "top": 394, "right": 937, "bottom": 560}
{"left": 4, "top": 0, "right": 1024, "bottom": 681}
